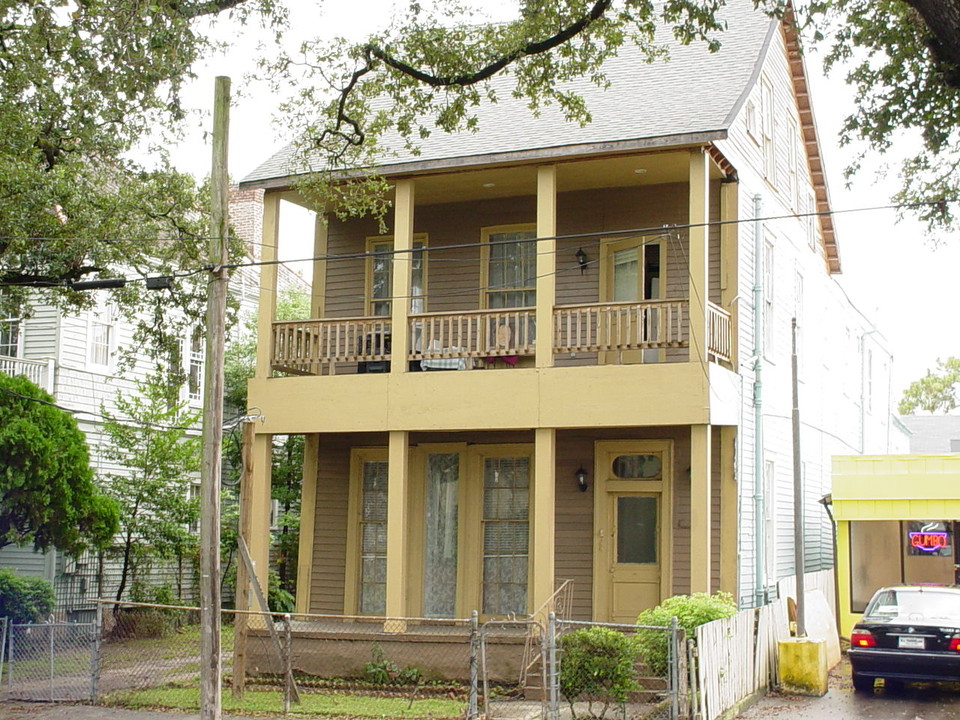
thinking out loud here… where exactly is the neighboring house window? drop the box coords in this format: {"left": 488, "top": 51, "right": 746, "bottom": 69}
{"left": 760, "top": 76, "right": 776, "bottom": 184}
{"left": 89, "top": 304, "right": 115, "bottom": 367}
{"left": 806, "top": 191, "right": 818, "bottom": 252}
{"left": 745, "top": 99, "right": 759, "bottom": 142}
{"left": 481, "top": 455, "right": 530, "bottom": 616}
{"left": 0, "top": 318, "right": 20, "bottom": 357}
{"left": 365, "top": 235, "right": 427, "bottom": 316}
{"left": 483, "top": 225, "right": 536, "bottom": 309}
{"left": 763, "top": 238, "right": 775, "bottom": 356}
{"left": 786, "top": 115, "right": 799, "bottom": 207}
{"left": 764, "top": 459, "right": 776, "bottom": 582}
{"left": 188, "top": 326, "right": 204, "bottom": 402}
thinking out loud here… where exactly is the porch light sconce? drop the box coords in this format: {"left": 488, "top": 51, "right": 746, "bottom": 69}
{"left": 576, "top": 466, "right": 589, "bottom": 492}
{"left": 576, "top": 247, "right": 588, "bottom": 275}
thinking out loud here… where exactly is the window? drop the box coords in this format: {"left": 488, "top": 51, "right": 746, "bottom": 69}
{"left": 358, "top": 459, "right": 389, "bottom": 615}
{"left": 786, "top": 115, "right": 799, "bottom": 206}
{"left": 763, "top": 238, "right": 775, "bottom": 356}
{"left": 423, "top": 453, "right": 460, "bottom": 618}
{"left": 188, "top": 326, "right": 204, "bottom": 402}
{"left": 483, "top": 226, "right": 536, "bottom": 309}
{"left": 88, "top": 304, "right": 115, "bottom": 367}
{"left": 0, "top": 318, "right": 20, "bottom": 357}
{"left": 481, "top": 455, "right": 530, "bottom": 616}
{"left": 806, "top": 191, "right": 818, "bottom": 252}
{"left": 745, "top": 99, "right": 759, "bottom": 142}
{"left": 365, "top": 235, "right": 427, "bottom": 316}
{"left": 760, "top": 76, "right": 776, "bottom": 184}
{"left": 764, "top": 459, "right": 776, "bottom": 582}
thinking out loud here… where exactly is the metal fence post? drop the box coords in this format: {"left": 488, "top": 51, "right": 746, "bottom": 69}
{"left": 468, "top": 610, "right": 479, "bottom": 720}
{"left": 48, "top": 617, "right": 54, "bottom": 701}
{"left": 669, "top": 616, "right": 679, "bottom": 720}
{"left": 0, "top": 617, "right": 7, "bottom": 687}
{"left": 547, "top": 612, "right": 558, "bottom": 720}
{"left": 91, "top": 602, "right": 102, "bottom": 702}
{"left": 6, "top": 621, "right": 12, "bottom": 693}
{"left": 283, "top": 614, "right": 292, "bottom": 715}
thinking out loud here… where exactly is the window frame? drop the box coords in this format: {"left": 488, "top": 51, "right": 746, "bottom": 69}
{"left": 0, "top": 317, "right": 21, "bottom": 358}
{"left": 760, "top": 75, "right": 777, "bottom": 185}
{"left": 480, "top": 224, "right": 537, "bottom": 311}
{"left": 87, "top": 302, "right": 116, "bottom": 370}
{"left": 364, "top": 234, "right": 428, "bottom": 317}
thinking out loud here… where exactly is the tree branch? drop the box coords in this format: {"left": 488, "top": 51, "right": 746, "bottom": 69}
{"left": 904, "top": 0, "right": 960, "bottom": 88}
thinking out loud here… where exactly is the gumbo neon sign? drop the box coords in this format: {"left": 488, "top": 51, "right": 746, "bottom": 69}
{"left": 909, "top": 531, "right": 950, "bottom": 553}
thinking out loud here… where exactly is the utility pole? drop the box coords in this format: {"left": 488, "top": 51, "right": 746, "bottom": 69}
{"left": 200, "top": 75, "right": 230, "bottom": 720}
{"left": 792, "top": 316, "right": 806, "bottom": 637}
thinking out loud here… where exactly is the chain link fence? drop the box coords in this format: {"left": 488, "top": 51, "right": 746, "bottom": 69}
{"left": 0, "top": 603, "right": 685, "bottom": 719}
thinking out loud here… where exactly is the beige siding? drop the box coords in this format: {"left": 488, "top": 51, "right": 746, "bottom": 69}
{"left": 309, "top": 437, "right": 352, "bottom": 614}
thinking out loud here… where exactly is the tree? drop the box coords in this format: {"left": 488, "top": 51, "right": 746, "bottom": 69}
{"left": 899, "top": 356, "right": 960, "bottom": 413}
{"left": 0, "top": 373, "right": 118, "bottom": 554}
{"left": 100, "top": 373, "right": 202, "bottom": 605}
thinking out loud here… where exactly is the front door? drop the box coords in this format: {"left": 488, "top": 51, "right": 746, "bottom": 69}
{"left": 600, "top": 238, "right": 663, "bottom": 364}
{"left": 593, "top": 441, "right": 672, "bottom": 623}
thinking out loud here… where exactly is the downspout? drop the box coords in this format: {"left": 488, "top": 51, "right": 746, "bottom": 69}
{"left": 752, "top": 194, "right": 766, "bottom": 607}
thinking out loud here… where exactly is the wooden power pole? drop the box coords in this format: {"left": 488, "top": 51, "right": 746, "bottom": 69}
{"left": 200, "top": 75, "right": 230, "bottom": 720}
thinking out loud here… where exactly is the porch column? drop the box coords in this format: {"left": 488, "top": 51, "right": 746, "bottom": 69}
{"left": 531, "top": 428, "right": 556, "bottom": 614}
{"left": 243, "top": 431, "right": 273, "bottom": 605}
{"left": 690, "top": 424, "right": 712, "bottom": 593}
{"left": 719, "top": 179, "right": 739, "bottom": 366}
{"left": 385, "top": 431, "right": 410, "bottom": 619}
{"left": 535, "top": 165, "right": 557, "bottom": 368}
{"left": 294, "top": 434, "right": 320, "bottom": 614}
{"left": 719, "top": 426, "right": 738, "bottom": 595}
{"left": 391, "top": 180, "right": 415, "bottom": 374}
{"left": 688, "top": 149, "right": 710, "bottom": 365}
{"left": 255, "top": 192, "right": 280, "bottom": 378}
{"left": 311, "top": 214, "right": 328, "bottom": 318}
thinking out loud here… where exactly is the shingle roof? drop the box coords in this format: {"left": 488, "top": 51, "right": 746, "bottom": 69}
{"left": 242, "top": 1, "right": 776, "bottom": 186}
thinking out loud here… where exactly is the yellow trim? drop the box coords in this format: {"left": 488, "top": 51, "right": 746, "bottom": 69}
{"left": 592, "top": 440, "right": 674, "bottom": 622}
{"left": 689, "top": 424, "right": 712, "bottom": 593}
{"left": 255, "top": 194, "right": 280, "bottom": 378}
{"left": 294, "top": 434, "right": 319, "bottom": 613}
{"left": 719, "top": 426, "right": 738, "bottom": 596}
{"left": 536, "top": 166, "right": 556, "bottom": 368}
{"left": 719, "top": 181, "right": 739, "bottom": 366}
{"left": 311, "top": 216, "right": 328, "bottom": 318}
{"left": 385, "top": 431, "right": 410, "bottom": 617}
{"left": 688, "top": 149, "right": 710, "bottom": 366}
{"left": 363, "top": 233, "right": 429, "bottom": 317}
{"left": 344, "top": 447, "right": 389, "bottom": 616}
{"left": 531, "top": 428, "right": 556, "bottom": 613}
{"left": 248, "top": 433, "right": 274, "bottom": 604}
{"left": 836, "top": 520, "right": 854, "bottom": 637}
{"left": 480, "top": 223, "right": 537, "bottom": 310}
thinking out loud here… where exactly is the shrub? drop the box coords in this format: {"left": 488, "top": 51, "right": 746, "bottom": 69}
{"left": 636, "top": 591, "right": 737, "bottom": 675}
{"left": 559, "top": 626, "right": 640, "bottom": 717}
{"left": 0, "top": 568, "right": 55, "bottom": 624}
{"left": 363, "top": 644, "right": 423, "bottom": 686}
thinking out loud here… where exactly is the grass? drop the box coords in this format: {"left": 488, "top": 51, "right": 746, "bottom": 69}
{"left": 102, "top": 684, "right": 466, "bottom": 718}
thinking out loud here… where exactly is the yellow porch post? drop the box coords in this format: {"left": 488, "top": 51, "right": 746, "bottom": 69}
{"left": 385, "top": 431, "right": 410, "bottom": 620}
{"left": 255, "top": 193, "right": 280, "bottom": 378}
{"left": 311, "top": 214, "right": 328, "bottom": 318}
{"left": 391, "top": 180, "right": 414, "bottom": 373}
{"left": 719, "top": 180, "right": 738, "bottom": 366}
{"left": 536, "top": 165, "right": 557, "bottom": 368}
{"left": 836, "top": 520, "right": 853, "bottom": 637}
{"left": 531, "top": 428, "right": 556, "bottom": 614}
{"left": 247, "top": 432, "right": 273, "bottom": 602}
{"left": 690, "top": 424, "right": 712, "bottom": 593}
{"left": 294, "top": 434, "right": 319, "bottom": 614}
{"left": 688, "top": 149, "right": 710, "bottom": 366}
{"left": 719, "top": 426, "right": 738, "bottom": 595}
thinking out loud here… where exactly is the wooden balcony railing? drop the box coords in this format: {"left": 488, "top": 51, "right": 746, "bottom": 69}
{"left": 273, "top": 316, "right": 391, "bottom": 375}
{"left": 707, "top": 301, "right": 732, "bottom": 364}
{"left": 411, "top": 308, "right": 536, "bottom": 360}
{"left": 553, "top": 300, "right": 686, "bottom": 354}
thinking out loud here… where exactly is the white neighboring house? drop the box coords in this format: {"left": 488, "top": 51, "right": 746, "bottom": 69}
{"left": 0, "top": 186, "right": 307, "bottom": 620}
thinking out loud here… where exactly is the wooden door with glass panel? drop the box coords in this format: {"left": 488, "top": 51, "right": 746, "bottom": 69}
{"left": 593, "top": 441, "right": 672, "bottom": 623}
{"left": 600, "top": 237, "right": 663, "bottom": 364}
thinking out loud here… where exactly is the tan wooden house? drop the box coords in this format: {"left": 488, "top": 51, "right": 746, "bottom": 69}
{"left": 237, "top": 1, "right": 895, "bottom": 630}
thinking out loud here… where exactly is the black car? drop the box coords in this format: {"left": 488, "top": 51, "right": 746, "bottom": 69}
{"left": 849, "top": 585, "right": 960, "bottom": 692}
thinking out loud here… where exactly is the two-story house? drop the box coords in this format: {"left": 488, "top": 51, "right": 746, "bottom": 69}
{"left": 237, "top": 1, "right": 898, "bottom": 627}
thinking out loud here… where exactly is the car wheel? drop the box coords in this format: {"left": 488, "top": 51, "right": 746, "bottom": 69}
{"left": 852, "top": 673, "right": 874, "bottom": 692}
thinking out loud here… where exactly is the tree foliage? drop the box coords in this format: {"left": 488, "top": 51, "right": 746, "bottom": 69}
{"left": 0, "top": 373, "right": 118, "bottom": 554}
{"left": 899, "top": 356, "right": 960, "bottom": 414}
{"left": 0, "top": 568, "right": 55, "bottom": 624}
{"left": 99, "top": 373, "right": 202, "bottom": 605}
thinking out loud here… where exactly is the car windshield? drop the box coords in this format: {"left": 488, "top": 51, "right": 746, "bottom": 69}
{"left": 863, "top": 589, "right": 960, "bottom": 624}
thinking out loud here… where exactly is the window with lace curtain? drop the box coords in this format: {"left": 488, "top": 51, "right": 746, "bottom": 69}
{"left": 481, "top": 456, "right": 530, "bottom": 616}
{"left": 359, "top": 460, "right": 388, "bottom": 615}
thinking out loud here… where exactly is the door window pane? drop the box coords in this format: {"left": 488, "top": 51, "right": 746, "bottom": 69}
{"left": 359, "top": 460, "right": 388, "bottom": 614}
{"left": 617, "top": 496, "right": 657, "bottom": 564}
{"left": 612, "top": 248, "right": 638, "bottom": 302}
{"left": 423, "top": 453, "right": 459, "bottom": 618}
{"left": 611, "top": 454, "right": 662, "bottom": 479}
{"left": 482, "top": 456, "right": 529, "bottom": 615}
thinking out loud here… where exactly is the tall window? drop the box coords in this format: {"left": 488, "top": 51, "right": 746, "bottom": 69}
{"left": 806, "top": 191, "right": 818, "bottom": 251}
{"left": 484, "top": 227, "right": 536, "bottom": 309}
{"left": 423, "top": 453, "right": 460, "bottom": 618}
{"left": 89, "top": 305, "right": 115, "bottom": 367}
{"left": 764, "top": 459, "right": 777, "bottom": 582}
{"left": 760, "top": 76, "right": 776, "bottom": 184}
{"left": 745, "top": 99, "right": 759, "bottom": 142}
{"left": 482, "top": 456, "right": 530, "bottom": 616}
{"left": 0, "top": 318, "right": 20, "bottom": 357}
{"left": 359, "top": 460, "right": 389, "bottom": 615}
{"left": 763, "top": 238, "right": 775, "bottom": 356}
{"left": 786, "top": 115, "right": 799, "bottom": 206}
{"left": 366, "top": 236, "right": 426, "bottom": 316}
{"left": 188, "top": 326, "right": 204, "bottom": 402}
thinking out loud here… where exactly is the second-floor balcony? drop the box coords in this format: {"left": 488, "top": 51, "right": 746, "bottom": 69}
{"left": 272, "top": 299, "right": 731, "bottom": 376}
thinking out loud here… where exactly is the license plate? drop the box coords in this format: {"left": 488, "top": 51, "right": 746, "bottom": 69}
{"left": 898, "top": 636, "right": 925, "bottom": 649}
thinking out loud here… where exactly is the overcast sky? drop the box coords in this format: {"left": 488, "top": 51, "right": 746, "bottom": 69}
{"left": 166, "top": 1, "right": 960, "bottom": 402}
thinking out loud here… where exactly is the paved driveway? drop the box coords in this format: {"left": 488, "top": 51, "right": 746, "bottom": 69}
{"left": 737, "top": 657, "right": 960, "bottom": 720}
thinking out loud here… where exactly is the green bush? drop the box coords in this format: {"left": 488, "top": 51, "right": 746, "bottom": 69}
{"left": 362, "top": 644, "right": 423, "bottom": 686}
{"left": 0, "top": 568, "right": 54, "bottom": 624}
{"left": 559, "top": 626, "right": 640, "bottom": 715}
{"left": 636, "top": 591, "right": 737, "bottom": 675}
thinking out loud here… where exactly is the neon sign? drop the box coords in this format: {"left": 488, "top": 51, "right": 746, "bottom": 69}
{"left": 909, "top": 531, "right": 949, "bottom": 553}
